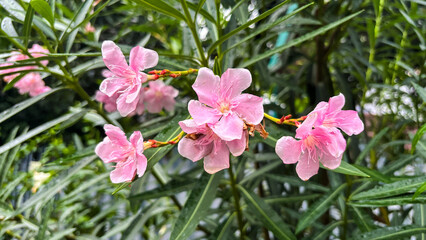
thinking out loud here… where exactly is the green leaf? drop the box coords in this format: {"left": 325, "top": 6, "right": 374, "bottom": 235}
{"left": 0, "top": 201, "right": 14, "bottom": 219}
{"left": 170, "top": 172, "right": 222, "bottom": 240}
{"left": 412, "top": 82, "right": 426, "bottom": 103}
{"left": 30, "top": 0, "right": 54, "bottom": 26}
{"left": 352, "top": 175, "right": 426, "bottom": 200}
{"left": 325, "top": 161, "right": 370, "bottom": 178}
{"left": 22, "top": 4, "right": 35, "bottom": 47}
{"left": 13, "top": 155, "right": 97, "bottom": 216}
{"left": 350, "top": 206, "right": 376, "bottom": 232}
{"left": 350, "top": 195, "right": 426, "bottom": 207}
{"left": 0, "top": 110, "right": 83, "bottom": 155}
{"left": 2, "top": 73, "right": 26, "bottom": 92}
{"left": 267, "top": 174, "right": 329, "bottom": 192}
{"left": 1, "top": 17, "right": 24, "bottom": 49}
{"left": 354, "top": 225, "right": 426, "bottom": 240}
{"left": 0, "top": 87, "right": 65, "bottom": 124}
{"left": 0, "top": 127, "right": 23, "bottom": 187}
{"left": 313, "top": 221, "right": 344, "bottom": 240}
{"left": 209, "top": 213, "right": 236, "bottom": 240}
{"left": 223, "top": 2, "right": 314, "bottom": 55}
{"left": 208, "top": 0, "right": 290, "bottom": 56}
{"left": 128, "top": 179, "right": 195, "bottom": 201}
{"left": 353, "top": 164, "right": 392, "bottom": 183}
{"left": 296, "top": 184, "right": 347, "bottom": 234}
{"left": 131, "top": 0, "right": 186, "bottom": 22}
{"left": 239, "top": 10, "right": 364, "bottom": 67}
{"left": 187, "top": 1, "right": 215, "bottom": 23}
{"left": 355, "top": 127, "right": 389, "bottom": 165}
{"left": 413, "top": 182, "right": 426, "bottom": 200}
{"left": 412, "top": 123, "right": 426, "bottom": 154}
{"left": 64, "top": 0, "right": 94, "bottom": 53}
{"left": 238, "top": 185, "right": 296, "bottom": 240}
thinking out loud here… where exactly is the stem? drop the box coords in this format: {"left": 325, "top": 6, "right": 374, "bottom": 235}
{"left": 263, "top": 113, "right": 306, "bottom": 126}
{"left": 228, "top": 161, "right": 245, "bottom": 240}
{"left": 180, "top": 0, "right": 208, "bottom": 67}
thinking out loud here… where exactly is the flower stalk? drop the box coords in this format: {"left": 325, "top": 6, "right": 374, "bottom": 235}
{"left": 147, "top": 68, "right": 198, "bottom": 80}
{"left": 263, "top": 113, "right": 307, "bottom": 126}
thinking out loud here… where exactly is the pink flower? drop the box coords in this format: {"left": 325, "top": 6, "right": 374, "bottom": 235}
{"left": 310, "top": 93, "right": 364, "bottom": 136}
{"left": 95, "top": 91, "right": 118, "bottom": 112}
{"left": 84, "top": 22, "right": 96, "bottom": 33}
{"left": 0, "top": 44, "right": 49, "bottom": 82}
{"left": 275, "top": 113, "right": 347, "bottom": 181}
{"left": 178, "top": 119, "right": 247, "bottom": 174}
{"left": 189, "top": 68, "right": 264, "bottom": 142}
{"left": 100, "top": 41, "right": 158, "bottom": 117}
{"left": 144, "top": 80, "right": 179, "bottom": 113}
{"left": 14, "top": 72, "right": 51, "bottom": 97}
{"left": 95, "top": 124, "right": 147, "bottom": 183}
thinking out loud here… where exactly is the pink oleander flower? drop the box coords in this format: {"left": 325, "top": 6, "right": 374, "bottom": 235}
{"left": 144, "top": 80, "right": 179, "bottom": 113}
{"left": 95, "top": 124, "right": 147, "bottom": 183}
{"left": 178, "top": 119, "right": 247, "bottom": 174}
{"left": 95, "top": 91, "right": 118, "bottom": 112}
{"left": 189, "top": 67, "right": 264, "bottom": 142}
{"left": 14, "top": 72, "right": 51, "bottom": 97}
{"left": 1, "top": 44, "right": 49, "bottom": 82}
{"left": 100, "top": 41, "right": 158, "bottom": 117}
{"left": 310, "top": 93, "right": 364, "bottom": 136}
{"left": 275, "top": 112, "right": 347, "bottom": 181}
{"left": 84, "top": 22, "right": 96, "bottom": 33}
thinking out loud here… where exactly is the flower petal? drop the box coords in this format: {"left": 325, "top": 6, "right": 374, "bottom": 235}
{"left": 102, "top": 41, "right": 128, "bottom": 75}
{"left": 219, "top": 68, "right": 251, "bottom": 100}
{"left": 295, "top": 112, "right": 318, "bottom": 139}
{"left": 333, "top": 110, "right": 364, "bottom": 135}
{"left": 99, "top": 77, "right": 127, "bottom": 97}
{"left": 116, "top": 85, "right": 141, "bottom": 117}
{"left": 178, "top": 119, "right": 199, "bottom": 134}
{"left": 204, "top": 140, "right": 230, "bottom": 174}
{"left": 320, "top": 150, "right": 342, "bottom": 170}
{"left": 192, "top": 68, "right": 220, "bottom": 106}
{"left": 227, "top": 131, "right": 247, "bottom": 156}
{"left": 110, "top": 157, "right": 136, "bottom": 183}
{"left": 188, "top": 100, "right": 221, "bottom": 125}
{"left": 130, "top": 131, "right": 144, "bottom": 154}
{"left": 327, "top": 93, "right": 345, "bottom": 113}
{"left": 211, "top": 114, "right": 244, "bottom": 141}
{"left": 95, "top": 137, "right": 122, "bottom": 163}
{"left": 104, "top": 124, "right": 129, "bottom": 146}
{"left": 178, "top": 137, "right": 213, "bottom": 162}
{"left": 129, "top": 46, "right": 158, "bottom": 71}
{"left": 296, "top": 152, "right": 319, "bottom": 181}
{"left": 232, "top": 93, "right": 264, "bottom": 124}
{"left": 135, "top": 153, "right": 147, "bottom": 177}
{"left": 275, "top": 136, "right": 302, "bottom": 164}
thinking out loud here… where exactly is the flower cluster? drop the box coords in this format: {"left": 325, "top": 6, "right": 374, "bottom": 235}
{"left": 0, "top": 44, "right": 51, "bottom": 97}
{"left": 94, "top": 41, "right": 364, "bottom": 184}
{"left": 97, "top": 41, "right": 178, "bottom": 116}
{"left": 275, "top": 94, "right": 364, "bottom": 180}
{"left": 178, "top": 68, "right": 264, "bottom": 174}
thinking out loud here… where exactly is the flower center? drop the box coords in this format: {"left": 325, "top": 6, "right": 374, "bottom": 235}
{"left": 155, "top": 90, "right": 163, "bottom": 98}
{"left": 219, "top": 102, "right": 230, "bottom": 113}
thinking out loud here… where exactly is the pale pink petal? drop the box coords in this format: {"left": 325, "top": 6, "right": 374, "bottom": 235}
{"left": 95, "top": 137, "right": 123, "bottom": 163}
{"left": 192, "top": 68, "right": 220, "bottom": 106}
{"left": 275, "top": 136, "right": 302, "bottom": 164}
{"left": 129, "top": 46, "right": 158, "bottom": 71}
{"left": 99, "top": 77, "right": 127, "bottom": 97}
{"left": 179, "top": 119, "right": 198, "bottom": 134}
{"left": 188, "top": 100, "right": 221, "bottom": 125}
{"left": 295, "top": 112, "right": 318, "bottom": 139}
{"left": 232, "top": 93, "right": 264, "bottom": 124}
{"left": 313, "top": 101, "right": 328, "bottom": 112}
{"left": 219, "top": 68, "right": 251, "bottom": 100}
{"left": 102, "top": 41, "right": 128, "bottom": 75}
{"left": 102, "top": 69, "right": 114, "bottom": 78}
{"left": 226, "top": 131, "right": 247, "bottom": 156}
{"left": 104, "top": 124, "right": 129, "bottom": 146}
{"left": 116, "top": 85, "right": 141, "bottom": 117}
{"left": 145, "top": 98, "right": 163, "bottom": 113}
{"left": 204, "top": 140, "right": 230, "bottom": 174}
{"left": 211, "top": 114, "right": 244, "bottom": 141}
{"left": 178, "top": 137, "right": 213, "bottom": 162}
{"left": 29, "top": 86, "right": 50, "bottom": 97}
{"left": 163, "top": 85, "right": 179, "bottom": 98}
{"left": 320, "top": 150, "right": 342, "bottom": 170}
{"left": 333, "top": 110, "right": 364, "bottom": 136}
{"left": 110, "top": 157, "right": 136, "bottom": 183}
{"left": 130, "top": 131, "right": 144, "bottom": 154}
{"left": 296, "top": 152, "right": 319, "bottom": 181}
{"left": 327, "top": 93, "right": 345, "bottom": 113}
{"left": 163, "top": 97, "right": 176, "bottom": 112}
{"left": 135, "top": 153, "right": 147, "bottom": 177}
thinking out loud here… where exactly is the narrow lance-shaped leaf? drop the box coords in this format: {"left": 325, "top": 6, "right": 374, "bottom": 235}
{"left": 413, "top": 182, "right": 426, "bottom": 200}
{"left": 128, "top": 179, "right": 195, "bottom": 201}
{"left": 30, "top": 0, "right": 55, "bottom": 26}
{"left": 352, "top": 175, "right": 426, "bottom": 200}
{"left": 323, "top": 161, "right": 370, "bottom": 178}
{"left": 239, "top": 10, "right": 364, "bottom": 67}
{"left": 350, "top": 195, "right": 426, "bottom": 207}
{"left": 412, "top": 123, "right": 426, "bottom": 154}
{"left": 355, "top": 127, "right": 389, "bottom": 165}
{"left": 170, "top": 171, "right": 222, "bottom": 240}
{"left": 355, "top": 225, "right": 426, "bottom": 240}
{"left": 131, "top": 0, "right": 186, "bottom": 22}
{"left": 296, "top": 184, "right": 347, "bottom": 233}
{"left": 22, "top": 4, "right": 35, "bottom": 48}
{"left": 238, "top": 185, "right": 296, "bottom": 240}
